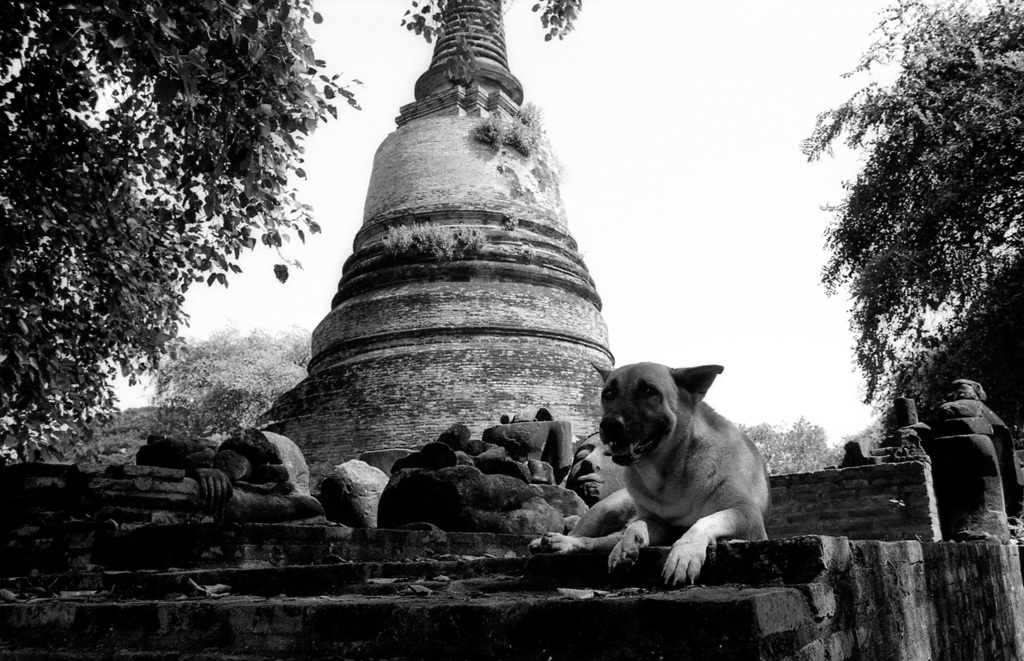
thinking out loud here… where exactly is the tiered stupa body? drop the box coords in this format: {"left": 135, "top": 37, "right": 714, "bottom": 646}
{"left": 265, "top": 0, "right": 613, "bottom": 464}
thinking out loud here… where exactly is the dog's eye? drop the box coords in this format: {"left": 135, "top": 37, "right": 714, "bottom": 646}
{"left": 601, "top": 387, "right": 614, "bottom": 400}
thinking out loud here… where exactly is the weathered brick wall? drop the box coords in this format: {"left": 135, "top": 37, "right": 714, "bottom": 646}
{"left": 266, "top": 335, "right": 608, "bottom": 466}
{"left": 311, "top": 280, "right": 608, "bottom": 369}
{"left": 768, "top": 461, "right": 942, "bottom": 542}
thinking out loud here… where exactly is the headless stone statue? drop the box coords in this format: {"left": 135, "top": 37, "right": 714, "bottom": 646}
{"left": 136, "top": 430, "right": 324, "bottom": 524}
{"left": 932, "top": 380, "right": 1024, "bottom": 519}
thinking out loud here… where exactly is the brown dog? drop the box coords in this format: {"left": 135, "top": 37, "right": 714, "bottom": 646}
{"left": 531, "top": 362, "right": 770, "bottom": 585}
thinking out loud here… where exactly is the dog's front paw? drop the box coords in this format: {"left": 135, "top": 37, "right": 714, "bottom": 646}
{"left": 607, "top": 522, "right": 648, "bottom": 573}
{"left": 662, "top": 538, "right": 708, "bottom": 586}
{"left": 607, "top": 538, "right": 640, "bottom": 572}
{"left": 530, "top": 532, "right": 579, "bottom": 555}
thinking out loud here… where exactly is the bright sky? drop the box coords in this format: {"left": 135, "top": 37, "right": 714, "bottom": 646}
{"left": 119, "top": 0, "right": 898, "bottom": 443}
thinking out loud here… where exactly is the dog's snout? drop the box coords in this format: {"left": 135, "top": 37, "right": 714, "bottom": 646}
{"left": 600, "top": 416, "right": 625, "bottom": 438}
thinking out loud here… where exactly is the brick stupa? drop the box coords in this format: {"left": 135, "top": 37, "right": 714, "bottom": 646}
{"left": 264, "top": 0, "right": 613, "bottom": 464}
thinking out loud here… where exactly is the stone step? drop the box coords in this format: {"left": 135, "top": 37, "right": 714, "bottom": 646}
{"left": 3, "top": 535, "right": 834, "bottom": 599}
{"left": 96, "top": 556, "right": 528, "bottom": 599}
{"left": 2, "top": 522, "right": 536, "bottom": 577}
{"left": 0, "top": 584, "right": 814, "bottom": 660}
{"left": 0, "top": 538, "right": 840, "bottom": 660}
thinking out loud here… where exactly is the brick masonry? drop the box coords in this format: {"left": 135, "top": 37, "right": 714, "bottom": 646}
{"left": 267, "top": 335, "right": 608, "bottom": 466}
{"left": 768, "top": 461, "right": 942, "bottom": 542}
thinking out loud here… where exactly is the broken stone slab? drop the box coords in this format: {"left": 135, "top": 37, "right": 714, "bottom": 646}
{"left": 358, "top": 448, "right": 417, "bottom": 476}
{"left": 86, "top": 476, "right": 198, "bottom": 496}
{"left": 213, "top": 449, "right": 252, "bottom": 482}
{"left": 219, "top": 429, "right": 283, "bottom": 466}
{"left": 391, "top": 442, "right": 458, "bottom": 473}
{"left": 436, "top": 423, "right": 472, "bottom": 453}
{"left": 262, "top": 431, "right": 312, "bottom": 496}
{"left": 472, "top": 447, "right": 530, "bottom": 483}
{"left": 482, "top": 420, "right": 572, "bottom": 483}
{"left": 377, "top": 465, "right": 564, "bottom": 535}
{"left": 134, "top": 438, "right": 217, "bottom": 471}
{"left": 250, "top": 464, "right": 290, "bottom": 484}
{"left": 528, "top": 484, "right": 588, "bottom": 520}
{"left": 932, "top": 417, "right": 995, "bottom": 437}
{"left": 103, "top": 464, "right": 186, "bottom": 480}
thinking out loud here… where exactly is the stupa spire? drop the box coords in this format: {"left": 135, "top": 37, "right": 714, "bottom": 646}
{"left": 414, "top": 0, "right": 524, "bottom": 105}
{"left": 264, "top": 0, "right": 611, "bottom": 465}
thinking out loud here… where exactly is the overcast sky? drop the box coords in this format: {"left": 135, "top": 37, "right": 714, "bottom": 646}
{"left": 120, "top": 0, "right": 899, "bottom": 442}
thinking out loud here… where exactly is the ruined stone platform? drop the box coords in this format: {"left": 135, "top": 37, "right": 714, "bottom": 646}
{"left": 2, "top": 524, "right": 1023, "bottom": 660}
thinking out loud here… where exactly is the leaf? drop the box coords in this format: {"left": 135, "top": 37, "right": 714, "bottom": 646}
{"left": 313, "top": 12, "right": 323, "bottom": 24}
{"left": 153, "top": 78, "right": 178, "bottom": 105}
{"left": 241, "top": 15, "right": 259, "bottom": 35}
{"left": 273, "top": 264, "right": 289, "bottom": 283}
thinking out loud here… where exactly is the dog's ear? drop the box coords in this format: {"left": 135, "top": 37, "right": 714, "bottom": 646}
{"left": 670, "top": 365, "right": 724, "bottom": 403}
{"left": 592, "top": 362, "right": 613, "bottom": 382}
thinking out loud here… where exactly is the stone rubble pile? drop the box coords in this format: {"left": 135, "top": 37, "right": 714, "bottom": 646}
{"left": 318, "top": 412, "right": 587, "bottom": 535}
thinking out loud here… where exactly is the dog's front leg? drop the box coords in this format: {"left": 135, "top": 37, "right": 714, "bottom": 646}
{"left": 607, "top": 519, "right": 649, "bottom": 573}
{"left": 661, "top": 507, "right": 760, "bottom": 586}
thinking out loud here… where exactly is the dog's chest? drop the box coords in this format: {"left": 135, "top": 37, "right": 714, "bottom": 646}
{"left": 625, "top": 464, "right": 703, "bottom": 526}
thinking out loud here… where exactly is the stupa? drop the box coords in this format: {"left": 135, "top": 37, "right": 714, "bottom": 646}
{"left": 264, "top": 0, "right": 613, "bottom": 465}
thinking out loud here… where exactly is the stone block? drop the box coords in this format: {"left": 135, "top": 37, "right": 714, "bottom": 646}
{"left": 932, "top": 417, "right": 995, "bottom": 437}
{"left": 135, "top": 438, "right": 216, "bottom": 470}
{"left": 214, "top": 449, "right": 253, "bottom": 482}
{"left": 922, "top": 434, "right": 1008, "bottom": 542}
{"left": 436, "top": 423, "right": 472, "bottom": 453}
{"left": 482, "top": 420, "right": 572, "bottom": 483}
{"left": 104, "top": 464, "right": 186, "bottom": 480}
{"left": 528, "top": 484, "right": 587, "bottom": 519}
{"left": 377, "top": 465, "right": 560, "bottom": 534}
{"left": 220, "top": 429, "right": 282, "bottom": 466}
{"left": 358, "top": 448, "right": 416, "bottom": 476}
{"left": 319, "top": 460, "right": 389, "bottom": 528}
{"left": 392, "top": 442, "right": 458, "bottom": 473}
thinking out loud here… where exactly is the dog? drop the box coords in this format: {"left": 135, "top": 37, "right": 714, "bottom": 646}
{"left": 530, "top": 362, "right": 770, "bottom": 585}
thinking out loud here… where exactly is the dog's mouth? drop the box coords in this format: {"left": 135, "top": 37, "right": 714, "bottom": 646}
{"left": 609, "top": 430, "right": 663, "bottom": 466}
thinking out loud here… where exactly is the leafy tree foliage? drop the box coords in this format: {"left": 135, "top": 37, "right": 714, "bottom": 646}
{"left": 403, "top": 0, "right": 581, "bottom": 43}
{"left": 741, "top": 418, "right": 842, "bottom": 476}
{"left": 804, "top": 0, "right": 1024, "bottom": 424}
{"left": 152, "top": 327, "right": 309, "bottom": 440}
{"left": 68, "top": 406, "right": 162, "bottom": 466}
{"left": 840, "top": 420, "right": 887, "bottom": 451}
{"left": 0, "top": 1, "right": 354, "bottom": 458}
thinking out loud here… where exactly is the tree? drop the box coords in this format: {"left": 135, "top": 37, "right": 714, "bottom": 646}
{"left": 741, "top": 418, "right": 842, "bottom": 476}
{"left": 152, "top": 327, "right": 309, "bottom": 440}
{"left": 803, "top": 0, "right": 1024, "bottom": 425}
{"left": 0, "top": 1, "right": 355, "bottom": 459}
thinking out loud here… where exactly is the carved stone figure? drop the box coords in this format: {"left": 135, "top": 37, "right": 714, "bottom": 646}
{"left": 136, "top": 430, "right": 324, "bottom": 524}
{"left": 319, "top": 460, "right": 389, "bottom": 527}
{"left": 564, "top": 435, "right": 626, "bottom": 507}
{"left": 932, "top": 380, "right": 1024, "bottom": 519}
{"left": 482, "top": 410, "right": 572, "bottom": 484}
